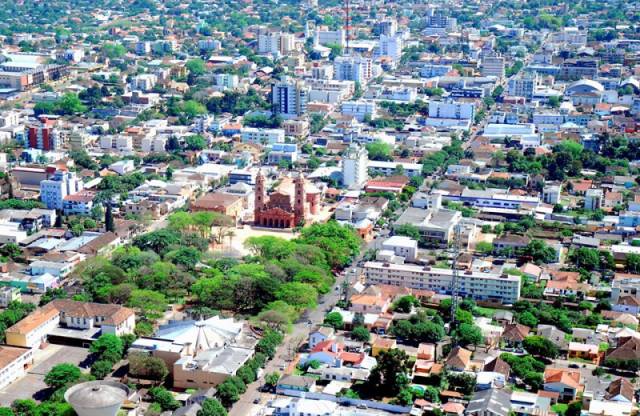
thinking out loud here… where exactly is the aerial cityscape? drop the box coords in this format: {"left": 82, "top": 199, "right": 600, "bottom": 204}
{"left": 0, "top": 0, "right": 637, "bottom": 415}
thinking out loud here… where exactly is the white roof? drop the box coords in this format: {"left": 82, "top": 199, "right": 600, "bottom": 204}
{"left": 588, "top": 400, "right": 632, "bottom": 416}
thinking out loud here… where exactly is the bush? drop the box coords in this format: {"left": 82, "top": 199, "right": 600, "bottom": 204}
{"left": 90, "top": 360, "right": 113, "bottom": 379}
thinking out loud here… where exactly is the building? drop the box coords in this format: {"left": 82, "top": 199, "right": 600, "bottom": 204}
{"left": 5, "top": 299, "right": 135, "bottom": 348}
{"left": 130, "top": 316, "right": 259, "bottom": 390}
{"left": 585, "top": 189, "right": 603, "bottom": 211}
{"left": 0, "top": 286, "right": 20, "bottom": 307}
{"left": 257, "top": 30, "right": 295, "bottom": 56}
{"left": 342, "top": 144, "right": 368, "bottom": 189}
{"left": 267, "top": 143, "right": 298, "bottom": 165}
{"left": 315, "top": 29, "right": 346, "bottom": 47}
{"left": 341, "top": 100, "right": 377, "bottom": 121}
{"left": 481, "top": 54, "right": 506, "bottom": 78}
{"left": 363, "top": 261, "right": 521, "bottom": 304}
{"left": 379, "top": 34, "right": 403, "bottom": 62}
{"left": 240, "top": 127, "right": 285, "bottom": 145}
{"left": 27, "top": 118, "right": 60, "bottom": 151}
{"left": 508, "top": 73, "right": 539, "bottom": 100}
{"left": 272, "top": 76, "right": 309, "bottom": 119}
{"left": 428, "top": 100, "right": 475, "bottom": 120}
{"left": 62, "top": 191, "right": 95, "bottom": 216}
{"left": 254, "top": 171, "right": 320, "bottom": 228}
{"left": 543, "top": 185, "right": 562, "bottom": 205}
{"left": 333, "top": 56, "right": 373, "bottom": 84}
{"left": 191, "top": 192, "right": 244, "bottom": 222}
{"left": 0, "top": 346, "right": 33, "bottom": 390}
{"left": 40, "top": 170, "right": 84, "bottom": 210}
{"left": 543, "top": 368, "right": 582, "bottom": 402}
{"left": 466, "top": 389, "right": 512, "bottom": 416}
{"left": 382, "top": 235, "right": 418, "bottom": 262}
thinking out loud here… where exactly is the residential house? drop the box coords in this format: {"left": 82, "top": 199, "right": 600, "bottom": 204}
{"left": 445, "top": 346, "right": 472, "bottom": 372}
{"left": 543, "top": 368, "right": 583, "bottom": 402}
{"left": 466, "top": 388, "right": 512, "bottom": 416}
{"left": 493, "top": 234, "right": 530, "bottom": 254}
{"left": 502, "top": 324, "right": 530, "bottom": 348}
{"left": 308, "top": 326, "right": 335, "bottom": 350}
{"left": 276, "top": 375, "right": 316, "bottom": 394}
{"left": 568, "top": 342, "right": 602, "bottom": 365}
{"left": 612, "top": 296, "right": 640, "bottom": 315}
{"left": 605, "top": 378, "right": 635, "bottom": 403}
{"left": 372, "top": 337, "right": 396, "bottom": 357}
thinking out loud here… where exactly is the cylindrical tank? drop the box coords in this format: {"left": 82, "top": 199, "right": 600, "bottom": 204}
{"left": 64, "top": 380, "right": 130, "bottom": 416}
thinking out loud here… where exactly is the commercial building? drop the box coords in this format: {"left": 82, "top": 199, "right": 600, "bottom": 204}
{"left": 368, "top": 160, "right": 422, "bottom": 177}
{"left": 272, "top": 77, "right": 309, "bottom": 119}
{"left": 40, "top": 170, "right": 84, "bottom": 210}
{"left": 240, "top": 127, "right": 285, "bottom": 145}
{"left": 341, "top": 100, "right": 377, "bottom": 121}
{"left": 363, "top": 261, "right": 521, "bottom": 304}
{"left": 481, "top": 54, "right": 506, "bottom": 78}
{"left": 342, "top": 144, "right": 368, "bottom": 189}
{"left": 333, "top": 56, "right": 373, "bottom": 84}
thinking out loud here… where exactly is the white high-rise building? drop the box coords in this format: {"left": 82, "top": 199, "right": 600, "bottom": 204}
{"left": 341, "top": 100, "right": 377, "bottom": 121}
{"left": 342, "top": 144, "right": 368, "bottom": 189}
{"left": 379, "top": 34, "right": 403, "bottom": 62}
{"left": 40, "top": 170, "right": 84, "bottom": 210}
{"left": 272, "top": 76, "right": 310, "bottom": 119}
{"left": 333, "top": 56, "right": 373, "bottom": 84}
{"left": 481, "top": 54, "right": 506, "bottom": 78}
{"left": 508, "top": 73, "right": 539, "bottom": 99}
{"left": 257, "top": 30, "right": 295, "bottom": 56}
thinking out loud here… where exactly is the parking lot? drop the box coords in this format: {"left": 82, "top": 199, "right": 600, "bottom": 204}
{"left": 0, "top": 344, "right": 91, "bottom": 405}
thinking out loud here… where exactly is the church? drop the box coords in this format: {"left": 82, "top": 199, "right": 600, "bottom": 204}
{"left": 254, "top": 171, "right": 321, "bottom": 228}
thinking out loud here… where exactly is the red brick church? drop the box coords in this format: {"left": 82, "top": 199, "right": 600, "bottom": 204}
{"left": 254, "top": 171, "right": 320, "bottom": 228}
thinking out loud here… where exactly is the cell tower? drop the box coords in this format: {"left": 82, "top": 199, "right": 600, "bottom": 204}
{"left": 344, "top": 0, "right": 350, "bottom": 53}
{"left": 449, "top": 224, "right": 462, "bottom": 333}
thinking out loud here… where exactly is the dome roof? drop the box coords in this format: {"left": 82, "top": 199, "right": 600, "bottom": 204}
{"left": 621, "top": 77, "right": 640, "bottom": 91}
{"left": 65, "top": 381, "right": 129, "bottom": 409}
{"left": 566, "top": 79, "right": 605, "bottom": 94}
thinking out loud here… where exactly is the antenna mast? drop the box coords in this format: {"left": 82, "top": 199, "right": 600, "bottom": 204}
{"left": 450, "top": 224, "right": 462, "bottom": 333}
{"left": 344, "top": 0, "right": 350, "bottom": 54}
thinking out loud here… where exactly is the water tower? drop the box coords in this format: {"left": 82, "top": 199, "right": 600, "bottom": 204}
{"left": 64, "top": 381, "right": 130, "bottom": 416}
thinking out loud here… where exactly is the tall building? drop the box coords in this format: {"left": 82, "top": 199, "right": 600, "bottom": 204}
{"left": 342, "top": 144, "right": 368, "bottom": 189}
{"left": 257, "top": 29, "right": 295, "bottom": 56}
{"left": 272, "top": 76, "right": 310, "bottom": 119}
{"left": 40, "top": 170, "right": 84, "bottom": 210}
{"left": 379, "top": 34, "right": 403, "bottom": 62}
{"left": 27, "top": 118, "right": 60, "bottom": 151}
{"left": 508, "top": 73, "right": 539, "bottom": 99}
{"left": 481, "top": 53, "right": 506, "bottom": 78}
{"left": 341, "top": 100, "right": 377, "bottom": 121}
{"left": 333, "top": 56, "right": 373, "bottom": 84}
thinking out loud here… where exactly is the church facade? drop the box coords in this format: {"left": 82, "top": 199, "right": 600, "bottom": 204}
{"left": 254, "top": 171, "right": 320, "bottom": 228}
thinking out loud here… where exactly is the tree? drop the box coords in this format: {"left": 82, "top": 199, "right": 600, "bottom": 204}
{"left": 0, "top": 243, "right": 22, "bottom": 260}
{"left": 128, "top": 352, "right": 168, "bottom": 381}
{"left": 186, "top": 135, "right": 207, "bottom": 151}
{"left": 90, "top": 334, "right": 124, "bottom": 363}
{"left": 368, "top": 349, "right": 411, "bottom": 395}
{"left": 323, "top": 312, "right": 343, "bottom": 329}
{"left": 90, "top": 360, "right": 113, "bottom": 379}
{"left": 627, "top": 254, "right": 640, "bottom": 273}
{"left": 217, "top": 379, "right": 241, "bottom": 407}
{"left": 127, "top": 289, "right": 167, "bottom": 320}
{"left": 236, "top": 365, "right": 256, "bottom": 385}
{"left": 351, "top": 326, "right": 370, "bottom": 342}
{"left": 394, "top": 224, "right": 421, "bottom": 240}
{"left": 264, "top": 372, "right": 280, "bottom": 388}
{"left": 149, "top": 387, "right": 180, "bottom": 411}
{"left": 566, "top": 401, "right": 582, "bottom": 416}
{"left": 518, "top": 311, "right": 539, "bottom": 327}
{"left": 197, "top": 399, "right": 227, "bottom": 416}
{"left": 365, "top": 140, "right": 393, "bottom": 161}
{"left": 475, "top": 242, "right": 494, "bottom": 255}
{"left": 11, "top": 400, "right": 37, "bottom": 416}
{"left": 525, "top": 240, "right": 557, "bottom": 264}
{"left": 44, "top": 363, "right": 81, "bottom": 390}
{"left": 0, "top": 408, "right": 13, "bottom": 416}
{"left": 276, "top": 282, "right": 318, "bottom": 309}
{"left": 104, "top": 203, "right": 114, "bottom": 232}
{"left": 393, "top": 295, "right": 417, "bottom": 313}
{"left": 297, "top": 221, "right": 361, "bottom": 269}
{"left": 456, "top": 323, "right": 483, "bottom": 347}
{"left": 186, "top": 58, "right": 207, "bottom": 76}
{"left": 572, "top": 248, "right": 600, "bottom": 270}
{"left": 523, "top": 336, "right": 559, "bottom": 359}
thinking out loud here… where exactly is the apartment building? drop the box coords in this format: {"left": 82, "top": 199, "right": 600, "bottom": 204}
{"left": 240, "top": 127, "right": 285, "bottom": 145}
{"left": 40, "top": 170, "right": 84, "bottom": 210}
{"left": 363, "top": 262, "right": 521, "bottom": 304}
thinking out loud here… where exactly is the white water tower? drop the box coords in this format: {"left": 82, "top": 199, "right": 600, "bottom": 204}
{"left": 64, "top": 381, "right": 130, "bottom": 416}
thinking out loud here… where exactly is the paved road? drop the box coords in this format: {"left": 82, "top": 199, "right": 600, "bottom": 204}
{"left": 229, "top": 238, "right": 380, "bottom": 416}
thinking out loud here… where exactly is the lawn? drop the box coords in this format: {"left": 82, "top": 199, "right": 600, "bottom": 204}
{"left": 552, "top": 403, "right": 568, "bottom": 415}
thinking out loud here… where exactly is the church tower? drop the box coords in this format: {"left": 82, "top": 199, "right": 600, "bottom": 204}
{"left": 254, "top": 170, "right": 266, "bottom": 224}
{"left": 294, "top": 172, "right": 306, "bottom": 226}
